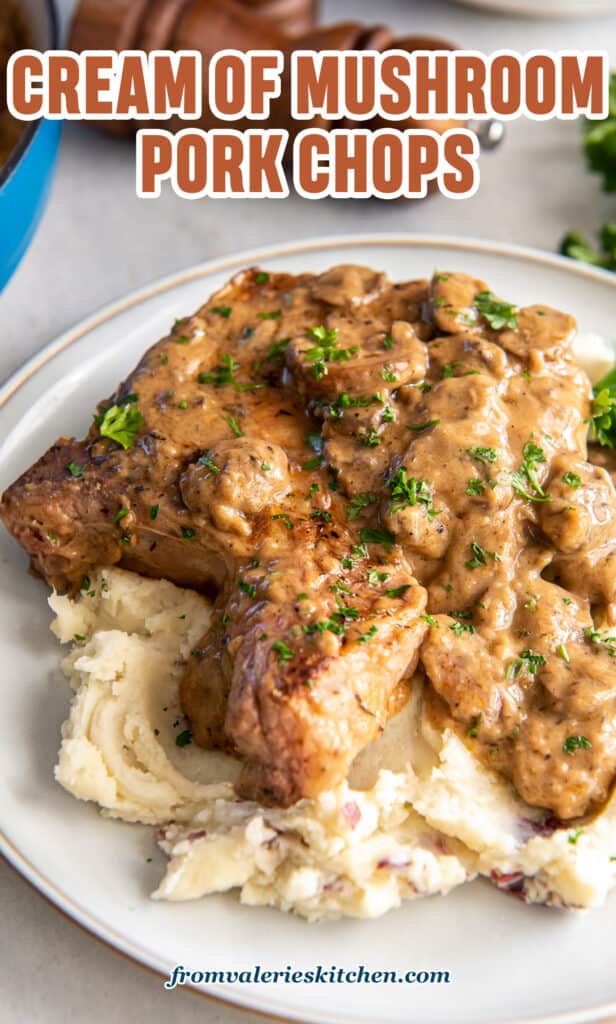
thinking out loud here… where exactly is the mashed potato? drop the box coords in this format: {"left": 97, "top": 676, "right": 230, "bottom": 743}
{"left": 51, "top": 568, "right": 616, "bottom": 920}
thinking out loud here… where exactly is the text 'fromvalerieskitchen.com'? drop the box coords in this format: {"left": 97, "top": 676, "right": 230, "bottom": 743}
{"left": 164, "top": 963, "right": 452, "bottom": 989}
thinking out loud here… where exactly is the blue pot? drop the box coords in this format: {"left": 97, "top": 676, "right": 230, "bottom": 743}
{"left": 0, "top": 0, "right": 61, "bottom": 293}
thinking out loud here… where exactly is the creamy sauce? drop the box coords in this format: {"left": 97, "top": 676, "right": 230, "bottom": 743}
{"left": 1, "top": 265, "right": 615, "bottom": 818}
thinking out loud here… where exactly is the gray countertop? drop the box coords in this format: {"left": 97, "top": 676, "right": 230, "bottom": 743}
{"left": 2, "top": 1, "right": 616, "bottom": 1021}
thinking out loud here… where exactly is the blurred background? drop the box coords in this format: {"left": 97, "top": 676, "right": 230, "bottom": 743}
{"left": 0, "top": 0, "right": 614, "bottom": 385}
{"left": 1, "top": 0, "right": 616, "bottom": 1020}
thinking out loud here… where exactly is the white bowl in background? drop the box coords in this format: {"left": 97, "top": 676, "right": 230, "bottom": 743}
{"left": 449, "top": 0, "right": 616, "bottom": 17}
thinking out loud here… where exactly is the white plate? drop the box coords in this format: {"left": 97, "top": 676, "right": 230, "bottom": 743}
{"left": 1, "top": 235, "right": 616, "bottom": 1024}
{"left": 448, "top": 0, "right": 615, "bottom": 16}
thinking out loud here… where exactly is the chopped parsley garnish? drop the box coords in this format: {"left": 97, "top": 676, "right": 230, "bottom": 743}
{"left": 272, "top": 640, "right": 294, "bottom": 664}
{"left": 450, "top": 621, "right": 476, "bottom": 637}
{"left": 408, "top": 419, "right": 440, "bottom": 432}
{"left": 306, "top": 432, "right": 323, "bottom": 454}
{"left": 310, "top": 510, "right": 332, "bottom": 523}
{"left": 381, "top": 364, "right": 398, "bottom": 383}
{"left": 368, "top": 570, "right": 389, "bottom": 585}
{"left": 442, "top": 361, "right": 461, "bottom": 379}
{"left": 67, "top": 460, "right": 84, "bottom": 478}
{"left": 421, "top": 614, "right": 438, "bottom": 627}
{"left": 114, "top": 507, "right": 129, "bottom": 524}
{"left": 303, "top": 619, "right": 344, "bottom": 638}
{"left": 465, "top": 477, "right": 485, "bottom": 496}
{"left": 238, "top": 579, "right": 257, "bottom": 599}
{"left": 359, "top": 527, "right": 395, "bottom": 549}
{"left": 73, "top": 634, "right": 86, "bottom": 644}
{"left": 211, "top": 305, "right": 232, "bottom": 318}
{"left": 175, "top": 729, "right": 193, "bottom": 747}
{"left": 357, "top": 625, "right": 378, "bottom": 644}
{"left": 255, "top": 271, "right": 270, "bottom": 284}
{"left": 181, "top": 528, "right": 196, "bottom": 541}
{"left": 264, "top": 337, "right": 291, "bottom": 361}
{"left": 506, "top": 649, "right": 547, "bottom": 678}
{"left": 335, "top": 602, "right": 360, "bottom": 624}
{"left": 175, "top": 335, "right": 188, "bottom": 345}
{"left": 511, "top": 440, "right": 550, "bottom": 503}
{"left": 568, "top": 828, "right": 584, "bottom": 845}
{"left": 585, "top": 626, "right": 616, "bottom": 657}
{"left": 261, "top": 461, "right": 270, "bottom": 471}
{"left": 341, "top": 543, "right": 368, "bottom": 569}
{"left": 272, "top": 513, "right": 294, "bottom": 530}
{"left": 198, "top": 454, "right": 220, "bottom": 473}
{"left": 385, "top": 585, "right": 411, "bottom": 598}
{"left": 198, "top": 354, "right": 239, "bottom": 387}
{"left": 330, "top": 392, "right": 376, "bottom": 419}
{"left": 467, "top": 714, "right": 482, "bottom": 738}
{"left": 359, "top": 428, "right": 381, "bottom": 448}
{"left": 474, "top": 291, "right": 519, "bottom": 331}
{"left": 300, "top": 598, "right": 362, "bottom": 634}
{"left": 258, "top": 309, "right": 282, "bottom": 320}
{"left": 556, "top": 644, "right": 570, "bottom": 663}
{"left": 330, "top": 581, "right": 352, "bottom": 597}
{"left": 381, "top": 405, "right": 395, "bottom": 423}
{"left": 96, "top": 399, "right": 144, "bottom": 450}
{"left": 588, "top": 364, "right": 616, "bottom": 447}
{"left": 465, "top": 541, "right": 501, "bottom": 569}
{"left": 328, "top": 467, "right": 340, "bottom": 491}
{"left": 467, "top": 445, "right": 498, "bottom": 465}
{"left": 347, "top": 492, "right": 379, "bottom": 521}
{"left": 388, "top": 468, "right": 437, "bottom": 517}
{"left": 149, "top": 504, "right": 159, "bottom": 520}
{"left": 303, "top": 456, "right": 322, "bottom": 470}
{"left": 224, "top": 415, "right": 244, "bottom": 438}
{"left": 198, "top": 354, "right": 261, "bottom": 392}
{"left": 563, "top": 735, "right": 591, "bottom": 755}
{"left": 305, "top": 325, "right": 358, "bottom": 380}
{"left": 562, "top": 471, "right": 582, "bottom": 489}
{"left": 383, "top": 334, "right": 393, "bottom": 350}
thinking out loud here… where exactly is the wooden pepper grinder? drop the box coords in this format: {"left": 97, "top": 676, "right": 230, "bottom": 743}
{"left": 239, "top": 0, "right": 318, "bottom": 34}
{"left": 68, "top": 0, "right": 480, "bottom": 144}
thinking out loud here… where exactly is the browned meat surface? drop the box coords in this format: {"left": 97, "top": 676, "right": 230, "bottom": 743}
{"left": 1, "top": 265, "right": 615, "bottom": 817}
{"left": 1, "top": 265, "right": 430, "bottom": 806}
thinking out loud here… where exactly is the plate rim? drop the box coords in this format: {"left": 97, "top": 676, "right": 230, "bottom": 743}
{"left": 2, "top": 232, "right": 616, "bottom": 1024}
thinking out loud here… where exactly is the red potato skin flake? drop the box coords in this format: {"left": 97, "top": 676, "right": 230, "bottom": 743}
{"left": 490, "top": 869, "right": 525, "bottom": 891}
{"left": 342, "top": 801, "right": 362, "bottom": 828}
